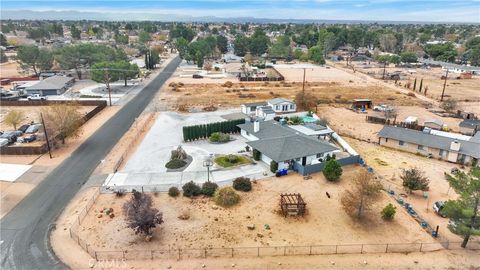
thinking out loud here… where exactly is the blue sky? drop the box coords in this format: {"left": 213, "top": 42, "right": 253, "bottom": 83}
{"left": 1, "top": 0, "right": 480, "bottom": 22}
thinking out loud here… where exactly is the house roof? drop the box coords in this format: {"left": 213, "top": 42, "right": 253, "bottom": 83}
{"left": 352, "top": 99, "right": 372, "bottom": 102}
{"left": 242, "top": 101, "right": 268, "bottom": 108}
{"left": 238, "top": 121, "right": 295, "bottom": 139}
{"left": 258, "top": 106, "right": 275, "bottom": 114}
{"left": 246, "top": 134, "right": 338, "bottom": 162}
{"left": 424, "top": 119, "right": 444, "bottom": 126}
{"left": 26, "top": 76, "right": 73, "bottom": 91}
{"left": 268, "top": 98, "right": 293, "bottom": 105}
{"left": 459, "top": 119, "right": 480, "bottom": 129}
{"left": 378, "top": 126, "right": 480, "bottom": 159}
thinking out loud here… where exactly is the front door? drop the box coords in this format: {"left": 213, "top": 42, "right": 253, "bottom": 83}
{"left": 282, "top": 104, "right": 288, "bottom": 111}
{"left": 302, "top": 157, "right": 306, "bottom": 166}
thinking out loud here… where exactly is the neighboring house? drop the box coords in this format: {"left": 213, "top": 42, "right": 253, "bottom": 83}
{"left": 459, "top": 119, "right": 480, "bottom": 135}
{"left": 238, "top": 120, "right": 338, "bottom": 171}
{"left": 25, "top": 75, "right": 74, "bottom": 96}
{"left": 424, "top": 119, "right": 444, "bottom": 130}
{"left": 241, "top": 101, "right": 267, "bottom": 115}
{"left": 267, "top": 98, "right": 296, "bottom": 113}
{"left": 378, "top": 126, "right": 480, "bottom": 165}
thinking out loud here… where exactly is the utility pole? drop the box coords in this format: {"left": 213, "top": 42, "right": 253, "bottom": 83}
{"left": 302, "top": 68, "right": 306, "bottom": 93}
{"left": 382, "top": 61, "right": 387, "bottom": 80}
{"left": 440, "top": 69, "right": 449, "bottom": 102}
{"left": 40, "top": 113, "right": 52, "bottom": 159}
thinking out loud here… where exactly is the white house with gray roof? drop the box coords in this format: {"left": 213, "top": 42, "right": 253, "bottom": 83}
{"left": 267, "top": 98, "right": 296, "bottom": 113}
{"left": 378, "top": 126, "right": 480, "bottom": 165}
{"left": 25, "top": 75, "right": 74, "bottom": 96}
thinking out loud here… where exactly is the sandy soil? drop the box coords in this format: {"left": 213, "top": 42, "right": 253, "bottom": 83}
{"left": 51, "top": 185, "right": 480, "bottom": 270}
{"left": 156, "top": 80, "right": 420, "bottom": 112}
{"left": 318, "top": 105, "right": 463, "bottom": 142}
{"left": 77, "top": 166, "right": 434, "bottom": 253}
{"left": 0, "top": 61, "right": 21, "bottom": 78}
{"left": 0, "top": 105, "right": 96, "bottom": 131}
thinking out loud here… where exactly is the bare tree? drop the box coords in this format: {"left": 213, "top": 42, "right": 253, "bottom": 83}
{"left": 4, "top": 110, "right": 25, "bottom": 130}
{"left": 341, "top": 169, "right": 383, "bottom": 219}
{"left": 295, "top": 91, "right": 316, "bottom": 112}
{"left": 42, "top": 102, "right": 84, "bottom": 144}
{"left": 123, "top": 190, "right": 163, "bottom": 241}
{"left": 440, "top": 99, "right": 458, "bottom": 113}
{"left": 384, "top": 106, "right": 398, "bottom": 121}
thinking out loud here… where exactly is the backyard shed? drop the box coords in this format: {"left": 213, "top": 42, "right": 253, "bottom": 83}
{"left": 351, "top": 99, "right": 372, "bottom": 110}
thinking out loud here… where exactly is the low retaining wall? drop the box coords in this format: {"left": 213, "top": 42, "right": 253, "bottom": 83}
{"left": 294, "top": 155, "right": 361, "bottom": 176}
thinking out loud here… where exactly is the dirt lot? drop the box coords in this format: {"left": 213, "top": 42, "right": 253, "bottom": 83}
{"left": 318, "top": 105, "right": 463, "bottom": 142}
{"left": 156, "top": 80, "right": 420, "bottom": 112}
{"left": 77, "top": 166, "right": 435, "bottom": 253}
{"left": 0, "top": 61, "right": 21, "bottom": 78}
{"left": 0, "top": 105, "right": 96, "bottom": 131}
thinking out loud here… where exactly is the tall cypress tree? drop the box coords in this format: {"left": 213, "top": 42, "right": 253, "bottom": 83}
{"left": 413, "top": 78, "right": 417, "bottom": 91}
{"left": 419, "top": 78, "right": 423, "bottom": 93}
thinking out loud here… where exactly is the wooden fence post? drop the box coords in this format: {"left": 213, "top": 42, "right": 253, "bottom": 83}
{"left": 309, "top": 246, "right": 312, "bottom": 255}
{"left": 335, "top": 245, "right": 338, "bottom": 254}
{"left": 151, "top": 250, "right": 154, "bottom": 260}
{"left": 283, "top": 246, "right": 286, "bottom": 256}
{"left": 257, "top": 247, "right": 260, "bottom": 257}
{"left": 231, "top": 248, "right": 234, "bottom": 257}
{"left": 178, "top": 249, "right": 181, "bottom": 260}
{"left": 419, "top": 243, "right": 423, "bottom": 252}
{"left": 204, "top": 248, "right": 207, "bottom": 258}
{"left": 385, "top": 244, "right": 389, "bottom": 253}
{"left": 95, "top": 251, "right": 98, "bottom": 261}
{"left": 361, "top": 244, "right": 364, "bottom": 254}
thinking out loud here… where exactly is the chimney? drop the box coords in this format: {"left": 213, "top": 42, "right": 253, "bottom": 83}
{"left": 450, "top": 140, "right": 460, "bottom": 151}
{"left": 254, "top": 120, "right": 260, "bottom": 133}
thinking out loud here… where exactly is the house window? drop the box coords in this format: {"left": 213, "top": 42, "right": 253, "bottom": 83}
{"left": 290, "top": 104, "right": 294, "bottom": 110}
{"left": 316, "top": 153, "right": 323, "bottom": 158}
{"left": 385, "top": 138, "right": 388, "bottom": 142}
{"left": 439, "top": 149, "right": 446, "bottom": 156}
{"left": 399, "top": 141, "right": 406, "bottom": 146}
{"left": 276, "top": 105, "right": 280, "bottom": 110}
{"left": 418, "top": 145, "right": 425, "bottom": 151}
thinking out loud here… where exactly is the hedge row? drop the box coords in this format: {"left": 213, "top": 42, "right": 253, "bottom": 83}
{"left": 182, "top": 119, "right": 245, "bottom": 141}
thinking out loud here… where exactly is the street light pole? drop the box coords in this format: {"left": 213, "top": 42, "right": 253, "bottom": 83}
{"left": 203, "top": 154, "right": 213, "bottom": 182}
{"left": 40, "top": 113, "right": 52, "bottom": 159}
{"left": 302, "top": 68, "right": 306, "bottom": 93}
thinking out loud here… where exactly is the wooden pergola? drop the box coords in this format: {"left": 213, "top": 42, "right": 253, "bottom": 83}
{"left": 280, "top": 193, "right": 306, "bottom": 217}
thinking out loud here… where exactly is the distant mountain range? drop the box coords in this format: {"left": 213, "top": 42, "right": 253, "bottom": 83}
{"left": 1, "top": 10, "right": 478, "bottom": 24}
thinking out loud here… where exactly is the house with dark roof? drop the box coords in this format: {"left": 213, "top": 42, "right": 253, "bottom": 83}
{"left": 459, "top": 119, "right": 480, "bottom": 135}
{"left": 378, "top": 126, "right": 480, "bottom": 165}
{"left": 238, "top": 119, "right": 360, "bottom": 175}
{"left": 25, "top": 75, "right": 74, "bottom": 96}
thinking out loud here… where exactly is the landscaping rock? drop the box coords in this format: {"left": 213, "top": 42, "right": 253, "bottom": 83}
{"left": 247, "top": 224, "right": 255, "bottom": 230}
{"left": 178, "top": 213, "right": 190, "bottom": 220}
{"left": 97, "top": 214, "right": 102, "bottom": 218}
{"left": 257, "top": 233, "right": 263, "bottom": 238}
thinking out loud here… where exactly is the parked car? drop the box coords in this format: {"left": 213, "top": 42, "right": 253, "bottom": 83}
{"left": 23, "top": 134, "right": 37, "bottom": 143}
{"left": 433, "top": 201, "right": 446, "bottom": 217}
{"left": 192, "top": 74, "right": 203, "bottom": 79}
{"left": 27, "top": 94, "right": 47, "bottom": 101}
{"left": 18, "top": 124, "right": 30, "bottom": 133}
{"left": 0, "top": 138, "right": 9, "bottom": 147}
{"left": 25, "top": 124, "right": 41, "bottom": 134}
{"left": 0, "top": 132, "right": 18, "bottom": 144}
{"left": 373, "top": 104, "right": 393, "bottom": 112}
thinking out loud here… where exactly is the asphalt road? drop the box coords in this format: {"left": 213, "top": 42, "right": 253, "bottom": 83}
{"left": 0, "top": 56, "right": 181, "bottom": 270}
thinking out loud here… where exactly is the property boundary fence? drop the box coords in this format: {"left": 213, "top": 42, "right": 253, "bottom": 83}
{"left": 366, "top": 116, "right": 425, "bottom": 131}
{"left": 69, "top": 187, "right": 480, "bottom": 262}
{"left": 112, "top": 112, "right": 156, "bottom": 172}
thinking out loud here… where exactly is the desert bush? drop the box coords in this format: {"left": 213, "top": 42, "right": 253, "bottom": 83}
{"left": 201, "top": 181, "right": 219, "bottom": 197}
{"left": 401, "top": 167, "right": 430, "bottom": 193}
{"left": 407, "top": 92, "right": 416, "bottom": 97}
{"left": 165, "top": 158, "right": 187, "bottom": 169}
{"left": 222, "top": 81, "right": 233, "bottom": 88}
{"left": 168, "top": 82, "right": 177, "bottom": 87}
{"left": 440, "top": 99, "right": 458, "bottom": 113}
{"left": 182, "top": 181, "right": 202, "bottom": 197}
{"left": 270, "top": 160, "right": 278, "bottom": 173}
{"left": 115, "top": 189, "right": 126, "bottom": 197}
{"left": 323, "top": 159, "right": 342, "bottom": 181}
{"left": 177, "top": 82, "right": 184, "bottom": 87}
{"left": 289, "top": 116, "right": 304, "bottom": 125}
{"left": 214, "top": 187, "right": 240, "bottom": 207}
{"left": 381, "top": 203, "right": 396, "bottom": 220}
{"left": 233, "top": 177, "right": 252, "bottom": 192}
{"left": 209, "top": 132, "right": 231, "bottom": 143}
{"left": 168, "top": 187, "right": 180, "bottom": 197}
{"left": 252, "top": 149, "right": 261, "bottom": 161}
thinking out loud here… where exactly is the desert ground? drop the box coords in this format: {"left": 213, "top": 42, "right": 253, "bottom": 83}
{"left": 0, "top": 61, "right": 22, "bottom": 78}
{"left": 77, "top": 166, "right": 437, "bottom": 253}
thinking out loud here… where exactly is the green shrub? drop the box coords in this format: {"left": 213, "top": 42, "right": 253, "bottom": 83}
{"left": 165, "top": 158, "right": 187, "bottom": 169}
{"left": 214, "top": 187, "right": 240, "bottom": 207}
{"left": 168, "top": 187, "right": 180, "bottom": 197}
{"left": 215, "top": 155, "right": 250, "bottom": 168}
{"left": 182, "top": 181, "right": 202, "bottom": 197}
{"left": 201, "top": 181, "right": 218, "bottom": 197}
{"left": 252, "top": 149, "right": 261, "bottom": 161}
{"left": 233, "top": 177, "right": 252, "bottom": 192}
{"left": 381, "top": 203, "right": 397, "bottom": 220}
{"left": 270, "top": 160, "right": 278, "bottom": 173}
{"left": 209, "top": 132, "right": 231, "bottom": 143}
{"left": 323, "top": 159, "right": 342, "bottom": 181}
{"left": 289, "top": 116, "right": 304, "bottom": 125}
